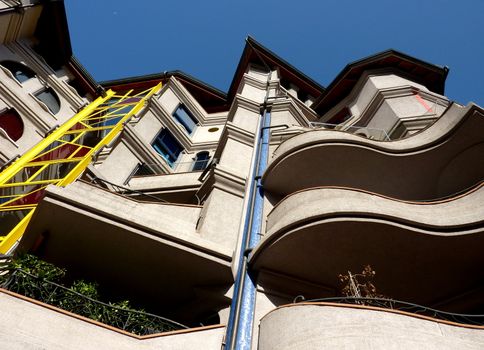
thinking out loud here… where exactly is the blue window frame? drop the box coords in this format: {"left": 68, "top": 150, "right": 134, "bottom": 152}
{"left": 192, "top": 151, "right": 210, "bottom": 171}
{"left": 152, "top": 129, "right": 183, "bottom": 167}
{"left": 173, "top": 104, "right": 197, "bottom": 134}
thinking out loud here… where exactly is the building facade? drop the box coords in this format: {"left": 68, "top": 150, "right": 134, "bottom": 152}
{"left": 0, "top": 1, "right": 483, "bottom": 349}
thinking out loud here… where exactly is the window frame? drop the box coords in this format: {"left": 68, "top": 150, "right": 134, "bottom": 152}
{"left": 34, "top": 87, "right": 61, "bottom": 115}
{"left": 192, "top": 151, "right": 210, "bottom": 171}
{"left": 152, "top": 129, "right": 183, "bottom": 168}
{"left": 172, "top": 104, "right": 198, "bottom": 135}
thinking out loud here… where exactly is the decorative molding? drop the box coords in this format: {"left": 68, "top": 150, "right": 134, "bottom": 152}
{"left": 197, "top": 164, "right": 247, "bottom": 199}
{"left": 11, "top": 41, "right": 87, "bottom": 109}
{"left": 226, "top": 94, "right": 261, "bottom": 123}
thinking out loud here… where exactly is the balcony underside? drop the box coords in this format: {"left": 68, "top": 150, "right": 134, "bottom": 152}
{"left": 263, "top": 103, "right": 484, "bottom": 200}
{"left": 251, "top": 187, "right": 484, "bottom": 312}
{"left": 18, "top": 182, "right": 233, "bottom": 325}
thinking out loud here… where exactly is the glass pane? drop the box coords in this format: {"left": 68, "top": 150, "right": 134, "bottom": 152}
{"left": 35, "top": 88, "right": 61, "bottom": 114}
{"left": 1, "top": 60, "right": 35, "bottom": 83}
{"left": 152, "top": 129, "right": 182, "bottom": 167}
{"left": 192, "top": 152, "right": 210, "bottom": 171}
{"left": 173, "top": 105, "right": 197, "bottom": 134}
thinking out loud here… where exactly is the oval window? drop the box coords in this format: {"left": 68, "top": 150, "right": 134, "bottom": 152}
{"left": 0, "top": 60, "right": 35, "bottom": 83}
{"left": 35, "top": 88, "right": 61, "bottom": 114}
{"left": 0, "top": 109, "right": 24, "bottom": 141}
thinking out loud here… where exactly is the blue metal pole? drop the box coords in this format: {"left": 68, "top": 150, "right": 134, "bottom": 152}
{"left": 232, "top": 110, "right": 271, "bottom": 350}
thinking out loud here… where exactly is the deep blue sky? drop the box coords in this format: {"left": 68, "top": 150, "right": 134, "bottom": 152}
{"left": 65, "top": 0, "right": 483, "bottom": 105}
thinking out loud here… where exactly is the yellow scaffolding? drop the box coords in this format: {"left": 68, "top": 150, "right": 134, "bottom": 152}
{"left": 0, "top": 83, "right": 162, "bottom": 254}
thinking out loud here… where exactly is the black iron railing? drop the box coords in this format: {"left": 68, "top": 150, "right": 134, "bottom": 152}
{"left": 296, "top": 296, "right": 484, "bottom": 326}
{"left": 0, "top": 268, "right": 187, "bottom": 335}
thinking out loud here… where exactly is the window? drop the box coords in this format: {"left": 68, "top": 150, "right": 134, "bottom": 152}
{"left": 133, "top": 163, "right": 155, "bottom": 176}
{"left": 35, "top": 88, "right": 61, "bottom": 114}
{"left": 172, "top": 104, "right": 197, "bottom": 134}
{"left": 192, "top": 151, "right": 210, "bottom": 171}
{"left": 0, "top": 109, "right": 24, "bottom": 141}
{"left": 152, "top": 129, "right": 183, "bottom": 167}
{"left": 1, "top": 60, "right": 35, "bottom": 83}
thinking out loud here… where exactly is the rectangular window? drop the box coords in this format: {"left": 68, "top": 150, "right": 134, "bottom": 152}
{"left": 152, "top": 129, "right": 183, "bottom": 167}
{"left": 173, "top": 104, "right": 197, "bottom": 134}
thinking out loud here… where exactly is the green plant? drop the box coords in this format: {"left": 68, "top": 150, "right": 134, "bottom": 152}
{"left": 0, "top": 254, "right": 185, "bottom": 335}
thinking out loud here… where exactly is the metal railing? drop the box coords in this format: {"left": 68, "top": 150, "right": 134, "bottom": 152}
{"left": 0, "top": 267, "right": 187, "bottom": 335}
{"left": 296, "top": 296, "right": 484, "bottom": 326}
{"left": 309, "top": 122, "right": 391, "bottom": 141}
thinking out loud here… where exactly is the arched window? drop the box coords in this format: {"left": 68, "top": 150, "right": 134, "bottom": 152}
{"left": 35, "top": 88, "right": 61, "bottom": 114}
{"left": 0, "top": 109, "right": 24, "bottom": 141}
{"left": 0, "top": 60, "right": 35, "bottom": 83}
{"left": 152, "top": 129, "right": 183, "bottom": 167}
{"left": 173, "top": 104, "right": 198, "bottom": 135}
{"left": 192, "top": 151, "right": 210, "bottom": 171}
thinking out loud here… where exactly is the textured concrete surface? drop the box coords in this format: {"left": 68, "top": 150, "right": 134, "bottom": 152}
{"left": 259, "top": 304, "right": 484, "bottom": 350}
{"left": 0, "top": 292, "right": 225, "bottom": 350}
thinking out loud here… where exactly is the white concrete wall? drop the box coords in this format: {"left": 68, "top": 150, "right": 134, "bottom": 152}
{"left": 322, "top": 72, "right": 449, "bottom": 140}
{"left": 259, "top": 304, "right": 484, "bottom": 350}
{"left": 0, "top": 291, "right": 225, "bottom": 350}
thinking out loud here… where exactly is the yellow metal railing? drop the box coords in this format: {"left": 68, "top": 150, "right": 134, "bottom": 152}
{"left": 0, "top": 83, "right": 162, "bottom": 253}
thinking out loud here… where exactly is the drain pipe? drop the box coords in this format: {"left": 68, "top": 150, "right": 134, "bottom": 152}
{"left": 224, "top": 76, "right": 273, "bottom": 349}
{"left": 225, "top": 108, "right": 271, "bottom": 350}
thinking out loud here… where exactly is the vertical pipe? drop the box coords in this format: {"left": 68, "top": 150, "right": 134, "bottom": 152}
{"left": 234, "top": 110, "right": 271, "bottom": 350}
{"left": 224, "top": 113, "right": 262, "bottom": 349}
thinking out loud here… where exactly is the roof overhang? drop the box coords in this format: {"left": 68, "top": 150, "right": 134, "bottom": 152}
{"left": 312, "top": 49, "right": 449, "bottom": 115}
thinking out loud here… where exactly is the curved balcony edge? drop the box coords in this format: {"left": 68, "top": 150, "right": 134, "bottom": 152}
{"left": 258, "top": 303, "right": 484, "bottom": 350}
{"left": 250, "top": 186, "right": 484, "bottom": 308}
{"left": 263, "top": 103, "right": 484, "bottom": 200}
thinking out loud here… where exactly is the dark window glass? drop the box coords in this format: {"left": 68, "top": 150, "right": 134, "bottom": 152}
{"left": 192, "top": 151, "right": 210, "bottom": 171}
{"left": 173, "top": 105, "right": 197, "bottom": 134}
{"left": 0, "top": 109, "right": 24, "bottom": 141}
{"left": 134, "top": 163, "right": 155, "bottom": 176}
{"left": 152, "top": 129, "right": 183, "bottom": 167}
{"left": 35, "top": 88, "right": 61, "bottom": 114}
{"left": 1, "top": 60, "right": 35, "bottom": 83}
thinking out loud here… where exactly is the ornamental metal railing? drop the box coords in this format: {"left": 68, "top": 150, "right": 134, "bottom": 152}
{"left": 0, "top": 84, "right": 162, "bottom": 253}
{"left": 0, "top": 267, "right": 187, "bottom": 335}
{"left": 296, "top": 296, "right": 484, "bottom": 326}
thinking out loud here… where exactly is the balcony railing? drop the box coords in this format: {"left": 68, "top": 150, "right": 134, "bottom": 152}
{"left": 0, "top": 267, "right": 188, "bottom": 336}
{"left": 296, "top": 296, "right": 484, "bottom": 326}
{"left": 309, "top": 122, "right": 391, "bottom": 141}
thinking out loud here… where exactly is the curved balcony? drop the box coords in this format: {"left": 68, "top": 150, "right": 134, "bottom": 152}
{"left": 263, "top": 103, "right": 484, "bottom": 200}
{"left": 259, "top": 302, "right": 484, "bottom": 350}
{"left": 250, "top": 185, "right": 484, "bottom": 310}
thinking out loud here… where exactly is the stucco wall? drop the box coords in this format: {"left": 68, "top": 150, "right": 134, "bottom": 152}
{"left": 0, "top": 291, "right": 225, "bottom": 350}
{"left": 259, "top": 304, "right": 484, "bottom": 350}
